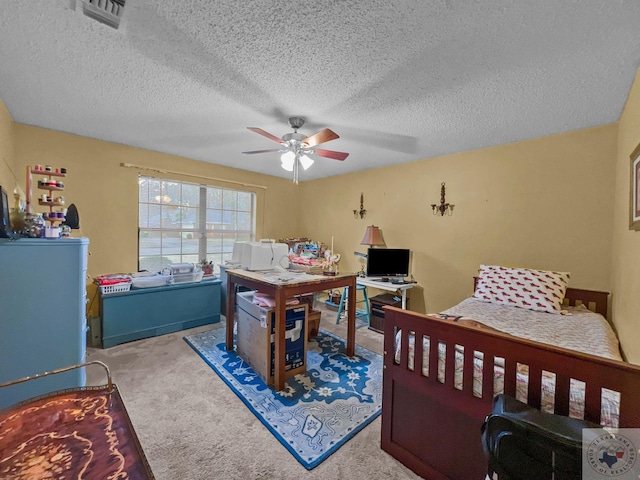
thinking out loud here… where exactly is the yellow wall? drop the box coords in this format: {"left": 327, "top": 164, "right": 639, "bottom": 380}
{"left": 12, "top": 125, "right": 302, "bottom": 315}
{"left": 4, "top": 100, "right": 625, "bottom": 354}
{"left": 299, "top": 125, "right": 617, "bottom": 314}
{"left": 611, "top": 68, "right": 640, "bottom": 363}
{"left": 0, "top": 99, "right": 18, "bottom": 197}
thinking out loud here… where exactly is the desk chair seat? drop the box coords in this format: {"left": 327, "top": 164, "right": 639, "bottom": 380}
{"left": 336, "top": 284, "right": 370, "bottom": 325}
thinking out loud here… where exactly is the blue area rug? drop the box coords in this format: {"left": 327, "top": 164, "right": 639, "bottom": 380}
{"left": 184, "top": 328, "right": 382, "bottom": 470}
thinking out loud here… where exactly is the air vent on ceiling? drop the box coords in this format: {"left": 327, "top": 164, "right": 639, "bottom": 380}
{"left": 82, "top": 0, "right": 125, "bottom": 29}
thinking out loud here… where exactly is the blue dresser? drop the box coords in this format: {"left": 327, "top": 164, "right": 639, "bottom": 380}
{"left": 0, "top": 238, "right": 89, "bottom": 408}
{"left": 100, "top": 278, "right": 221, "bottom": 348}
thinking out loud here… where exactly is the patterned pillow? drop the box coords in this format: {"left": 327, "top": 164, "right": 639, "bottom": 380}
{"left": 473, "top": 265, "right": 570, "bottom": 314}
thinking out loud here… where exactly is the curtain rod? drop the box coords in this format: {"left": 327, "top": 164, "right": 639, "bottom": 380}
{"left": 120, "top": 162, "right": 268, "bottom": 190}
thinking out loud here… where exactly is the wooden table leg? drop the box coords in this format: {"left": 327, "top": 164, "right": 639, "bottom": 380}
{"left": 226, "top": 277, "right": 236, "bottom": 350}
{"left": 346, "top": 277, "right": 356, "bottom": 357}
{"left": 274, "top": 288, "right": 287, "bottom": 391}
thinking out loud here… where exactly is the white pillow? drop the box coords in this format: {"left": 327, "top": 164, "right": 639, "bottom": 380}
{"left": 474, "top": 265, "right": 570, "bottom": 314}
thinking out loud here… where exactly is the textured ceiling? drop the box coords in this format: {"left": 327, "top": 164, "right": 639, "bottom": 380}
{"left": 1, "top": 1, "right": 640, "bottom": 182}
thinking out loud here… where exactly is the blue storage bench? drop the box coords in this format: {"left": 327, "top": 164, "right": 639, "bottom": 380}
{"left": 100, "top": 278, "right": 221, "bottom": 348}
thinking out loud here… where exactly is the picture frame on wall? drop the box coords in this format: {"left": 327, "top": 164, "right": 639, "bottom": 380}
{"left": 630, "top": 142, "right": 640, "bottom": 231}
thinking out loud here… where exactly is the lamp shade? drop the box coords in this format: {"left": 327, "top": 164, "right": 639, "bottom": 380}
{"left": 299, "top": 154, "right": 314, "bottom": 170}
{"left": 360, "top": 225, "right": 385, "bottom": 246}
{"left": 280, "top": 151, "right": 295, "bottom": 172}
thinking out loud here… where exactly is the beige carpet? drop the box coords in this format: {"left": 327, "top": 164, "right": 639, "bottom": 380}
{"left": 86, "top": 299, "right": 420, "bottom": 480}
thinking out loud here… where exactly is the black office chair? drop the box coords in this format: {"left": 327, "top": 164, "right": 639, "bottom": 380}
{"left": 482, "top": 394, "right": 603, "bottom": 480}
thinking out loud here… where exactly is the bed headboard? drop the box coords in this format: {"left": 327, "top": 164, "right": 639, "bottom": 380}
{"left": 562, "top": 287, "right": 609, "bottom": 318}
{"left": 472, "top": 276, "right": 609, "bottom": 319}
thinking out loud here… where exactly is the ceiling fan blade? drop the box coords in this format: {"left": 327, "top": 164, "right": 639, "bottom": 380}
{"left": 303, "top": 128, "right": 339, "bottom": 147}
{"left": 313, "top": 149, "right": 349, "bottom": 161}
{"left": 242, "top": 148, "right": 283, "bottom": 154}
{"left": 247, "top": 127, "right": 284, "bottom": 144}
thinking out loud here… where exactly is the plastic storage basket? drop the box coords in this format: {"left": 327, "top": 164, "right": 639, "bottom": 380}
{"left": 99, "top": 283, "right": 132, "bottom": 295}
{"left": 131, "top": 274, "right": 170, "bottom": 289}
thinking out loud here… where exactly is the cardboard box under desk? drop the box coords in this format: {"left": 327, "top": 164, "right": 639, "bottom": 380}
{"left": 236, "top": 291, "right": 308, "bottom": 385}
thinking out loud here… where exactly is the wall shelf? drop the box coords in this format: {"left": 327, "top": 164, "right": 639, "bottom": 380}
{"left": 30, "top": 168, "right": 65, "bottom": 177}
{"left": 37, "top": 185, "right": 64, "bottom": 192}
{"left": 26, "top": 166, "right": 68, "bottom": 233}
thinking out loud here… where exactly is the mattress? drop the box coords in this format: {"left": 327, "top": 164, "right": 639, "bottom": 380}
{"left": 440, "top": 298, "right": 621, "bottom": 360}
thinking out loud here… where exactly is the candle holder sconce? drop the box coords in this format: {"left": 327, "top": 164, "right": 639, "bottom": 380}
{"left": 431, "top": 182, "right": 454, "bottom": 216}
{"left": 353, "top": 192, "right": 367, "bottom": 219}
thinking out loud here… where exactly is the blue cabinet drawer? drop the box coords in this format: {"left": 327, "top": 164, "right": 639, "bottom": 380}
{"left": 0, "top": 238, "right": 89, "bottom": 408}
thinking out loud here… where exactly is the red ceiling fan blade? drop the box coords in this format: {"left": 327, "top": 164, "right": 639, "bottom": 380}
{"left": 303, "top": 128, "right": 339, "bottom": 147}
{"left": 242, "top": 148, "right": 283, "bottom": 154}
{"left": 247, "top": 127, "right": 284, "bottom": 144}
{"left": 313, "top": 149, "right": 349, "bottom": 161}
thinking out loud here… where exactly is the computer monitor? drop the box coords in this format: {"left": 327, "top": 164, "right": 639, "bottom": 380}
{"left": 366, "top": 248, "right": 410, "bottom": 279}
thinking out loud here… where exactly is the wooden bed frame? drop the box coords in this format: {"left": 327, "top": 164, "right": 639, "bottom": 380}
{"left": 381, "top": 287, "right": 640, "bottom": 479}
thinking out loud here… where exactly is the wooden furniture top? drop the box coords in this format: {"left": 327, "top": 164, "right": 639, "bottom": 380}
{"left": 226, "top": 269, "right": 357, "bottom": 289}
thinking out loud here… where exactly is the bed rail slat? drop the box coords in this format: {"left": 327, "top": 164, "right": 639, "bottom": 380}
{"left": 427, "top": 331, "right": 439, "bottom": 384}
{"left": 481, "top": 352, "right": 493, "bottom": 400}
{"left": 399, "top": 327, "right": 410, "bottom": 370}
{"left": 502, "top": 358, "right": 517, "bottom": 398}
{"left": 528, "top": 364, "right": 542, "bottom": 409}
{"left": 584, "top": 383, "right": 602, "bottom": 424}
{"left": 414, "top": 331, "right": 424, "bottom": 376}
{"left": 444, "top": 340, "right": 456, "bottom": 388}
{"left": 462, "top": 345, "right": 475, "bottom": 396}
{"left": 618, "top": 384, "right": 640, "bottom": 426}
{"left": 554, "top": 374, "right": 570, "bottom": 416}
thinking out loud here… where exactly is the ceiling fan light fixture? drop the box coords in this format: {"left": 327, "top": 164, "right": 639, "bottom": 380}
{"left": 281, "top": 151, "right": 295, "bottom": 171}
{"left": 243, "top": 117, "right": 349, "bottom": 184}
{"left": 299, "top": 154, "right": 314, "bottom": 170}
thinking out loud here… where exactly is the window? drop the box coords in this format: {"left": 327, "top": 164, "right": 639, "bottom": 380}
{"left": 138, "top": 176, "right": 255, "bottom": 272}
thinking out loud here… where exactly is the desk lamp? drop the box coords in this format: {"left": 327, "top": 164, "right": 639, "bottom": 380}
{"left": 358, "top": 225, "right": 385, "bottom": 276}
{"left": 361, "top": 225, "right": 385, "bottom": 248}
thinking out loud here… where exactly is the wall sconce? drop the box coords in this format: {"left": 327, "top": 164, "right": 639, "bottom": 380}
{"left": 353, "top": 192, "right": 367, "bottom": 219}
{"left": 431, "top": 182, "right": 454, "bottom": 216}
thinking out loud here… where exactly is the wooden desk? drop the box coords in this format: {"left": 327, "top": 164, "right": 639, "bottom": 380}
{"left": 226, "top": 269, "right": 357, "bottom": 391}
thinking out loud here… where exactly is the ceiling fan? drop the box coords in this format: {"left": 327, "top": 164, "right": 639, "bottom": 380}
{"left": 242, "top": 117, "right": 349, "bottom": 184}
